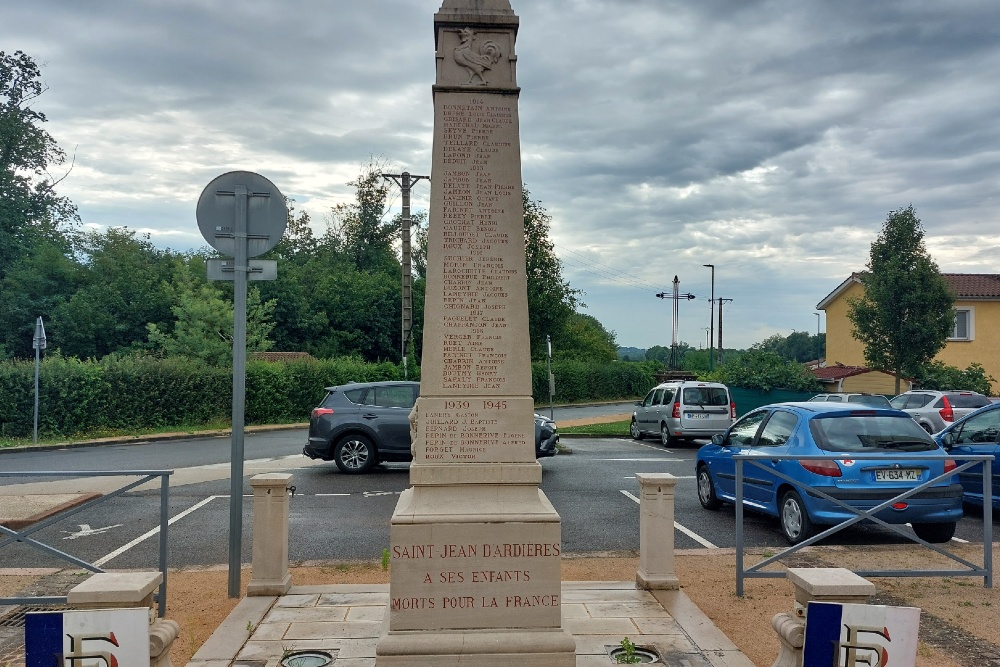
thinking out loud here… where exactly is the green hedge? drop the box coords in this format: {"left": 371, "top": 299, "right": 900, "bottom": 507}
{"left": 0, "top": 354, "right": 654, "bottom": 440}
{"left": 0, "top": 355, "right": 409, "bottom": 439}
{"left": 531, "top": 360, "right": 658, "bottom": 403}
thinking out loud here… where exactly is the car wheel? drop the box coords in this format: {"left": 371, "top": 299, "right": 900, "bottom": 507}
{"left": 333, "top": 434, "right": 376, "bottom": 474}
{"left": 630, "top": 419, "right": 643, "bottom": 440}
{"left": 697, "top": 465, "right": 722, "bottom": 510}
{"left": 780, "top": 490, "right": 813, "bottom": 545}
{"left": 912, "top": 522, "right": 956, "bottom": 544}
{"left": 920, "top": 422, "right": 934, "bottom": 434}
{"left": 660, "top": 423, "right": 677, "bottom": 447}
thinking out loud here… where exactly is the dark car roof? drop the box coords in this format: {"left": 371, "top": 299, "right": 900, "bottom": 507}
{"left": 323, "top": 380, "right": 419, "bottom": 392}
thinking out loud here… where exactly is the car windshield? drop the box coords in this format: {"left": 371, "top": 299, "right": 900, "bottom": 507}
{"left": 809, "top": 414, "right": 937, "bottom": 452}
{"left": 682, "top": 387, "right": 728, "bottom": 406}
{"left": 847, "top": 395, "right": 892, "bottom": 408}
{"left": 889, "top": 395, "right": 908, "bottom": 409}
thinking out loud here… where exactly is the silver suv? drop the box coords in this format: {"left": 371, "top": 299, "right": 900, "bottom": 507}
{"left": 631, "top": 381, "right": 734, "bottom": 446}
{"left": 889, "top": 390, "right": 991, "bottom": 434}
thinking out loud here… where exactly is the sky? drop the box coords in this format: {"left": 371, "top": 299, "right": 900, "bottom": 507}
{"left": 5, "top": 0, "right": 1000, "bottom": 351}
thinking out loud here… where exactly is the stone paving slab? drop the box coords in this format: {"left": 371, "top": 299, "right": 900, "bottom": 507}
{"left": 189, "top": 582, "right": 754, "bottom": 667}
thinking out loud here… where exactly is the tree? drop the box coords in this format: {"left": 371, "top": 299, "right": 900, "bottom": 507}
{"left": 0, "top": 50, "right": 78, "bottom": 280}
{"left": 49, "top": 228, "right": 176, "bottom": 359}
{"left": 915, "top": 361, "right": 995, "bottom": 396}
{"left": 522, "top": 188, "right": 580, "bottom": 360}
{"left": 756, "top": 331, "right": 825, "bottom": 363}
{"left": 708, "top": 349, "right": 821, "bottom": 392}
{"left": 328, "top": 158, "right": 397, "bottom": 272}
{"left": 553, "top": 312, "right": 617, "bottom": 362}
{"left": 147, "top": 270, "right": 276, "bottom": 366}
{"left": 847, "top": 206, "right": 954, "bottom": 394}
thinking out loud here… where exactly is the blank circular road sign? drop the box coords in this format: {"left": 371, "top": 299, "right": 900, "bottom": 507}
{"left": 196, "top": 171, "right": 287, "bottom": 258}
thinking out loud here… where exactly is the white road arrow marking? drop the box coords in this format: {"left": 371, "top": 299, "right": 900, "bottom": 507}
{"left": 62, "top": 523, "right": 123, "bottom": 540}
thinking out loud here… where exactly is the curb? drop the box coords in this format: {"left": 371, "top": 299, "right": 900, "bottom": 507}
{"left": 0, "top": 423, "right": 310, "bottom": 455}
{"left": 0, "top": 492, "right": 102, "bottom": 530}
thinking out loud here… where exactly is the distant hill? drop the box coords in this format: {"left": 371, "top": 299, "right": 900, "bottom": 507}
{"left": 618, "top": 346, "right": 646, "bottom": 361}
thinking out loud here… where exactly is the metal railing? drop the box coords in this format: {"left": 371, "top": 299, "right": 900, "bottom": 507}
{"left": 733, "top": 454, "right": 993, "bottom": 596}
{"left": 0, "top": 470, "right": 173, "bottom": 617}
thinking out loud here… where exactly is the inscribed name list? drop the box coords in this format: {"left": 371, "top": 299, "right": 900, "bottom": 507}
{"left": 424, "top": 93, "right": 529, "bottom": 399}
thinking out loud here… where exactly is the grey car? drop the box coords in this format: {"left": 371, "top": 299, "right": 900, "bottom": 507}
{"left": 631, "top": 381, "right": 735, "bottom": 446}
{"left": 303, "top": 380, "right": 559, "bottom": 473}
{"left": 807, "top": 393, "right": 892, "bottom": 408}
{"left": 889, "top": 390, "right": 991, "bottom": 434}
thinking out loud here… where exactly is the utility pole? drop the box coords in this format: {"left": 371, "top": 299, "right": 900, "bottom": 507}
{"left": 382, "top": 171, "right": 429, "bottom": 378}
{"left": 717, "top": 298, "right": 733, "bottom": 365}
{"left": 703, "top": 264, "right": 715, "bottom": 371}
{"left": 655, "top": 276, "right": 695, "bottom": 370}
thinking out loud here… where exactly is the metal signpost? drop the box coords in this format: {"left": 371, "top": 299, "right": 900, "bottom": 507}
{"left": 32, "top": 317, "right": 46, "bottom": 444}
{"left": 197, "top": 171, "right": 286, "bottom": 598}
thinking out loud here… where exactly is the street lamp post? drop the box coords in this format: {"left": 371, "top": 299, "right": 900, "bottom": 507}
{"left": 703, "top": 264, "right": 715, "bottom": 371}
{"left": 814, "top": 312, "right": 822, "bottom": 361}
{"left": 546, "top": 335, "right": 554, "bottom": 420}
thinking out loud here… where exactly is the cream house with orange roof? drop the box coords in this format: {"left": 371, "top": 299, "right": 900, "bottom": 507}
{"left": 817, "top": 273, "right": 1000, "bottom": 387}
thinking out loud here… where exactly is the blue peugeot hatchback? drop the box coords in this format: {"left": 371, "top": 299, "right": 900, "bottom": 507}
{"left": 696, "top": 403, "right": 963, "bottom": 544}
{"left": 934, "top": 402, "right": 1000, "bottom": 510}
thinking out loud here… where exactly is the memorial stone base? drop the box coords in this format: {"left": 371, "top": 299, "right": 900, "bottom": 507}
{"left": 376, "top": 485, "right": 576, "bottom": 665}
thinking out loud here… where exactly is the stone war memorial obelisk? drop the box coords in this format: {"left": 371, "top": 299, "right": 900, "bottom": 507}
{"left": 375, "top": 1, "right": 576, "bottom": 665}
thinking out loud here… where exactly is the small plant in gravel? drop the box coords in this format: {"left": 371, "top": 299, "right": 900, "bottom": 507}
{"left": 381, "top": 548, "right": 391, "bottom": 571}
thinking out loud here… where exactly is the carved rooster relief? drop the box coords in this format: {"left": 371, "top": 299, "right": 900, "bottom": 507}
{"left": 453, "top": 28, "right": 501, "bottom": 85}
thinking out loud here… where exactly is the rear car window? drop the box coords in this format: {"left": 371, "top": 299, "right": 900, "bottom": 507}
{"left": 809, "top": 414, "right": 937, "bottom": 452}
{"left": 370, "top": 385, "right": 416, "bottom": 408}
{"left": 682, "top": 387, "right": 729, "bottom": 406}
{"left": 847, "top": 395, "right": 892, "bottom": 408}
{"left": 947, "top": 394, "right": 991, "bottom": 408}
{"left": 342, "top": 388, "right": 365, "bottom": 404}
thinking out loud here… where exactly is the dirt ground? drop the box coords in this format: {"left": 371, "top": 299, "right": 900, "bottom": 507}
{"left": 156, "top": 543, "right": 996, "bottom": 667}
{"left": 2, "top": 545, "right": 995, "bottom": 667}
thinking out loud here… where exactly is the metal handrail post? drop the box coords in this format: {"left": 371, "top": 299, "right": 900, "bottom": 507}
{"left": 735, "top": 458, "right": 745, "bottom": 597}
{"left": 158, "top": 472, "right": 169, "bottom": 617}
{"left": 986, "top": 464, "right": 993, "bottom": 589}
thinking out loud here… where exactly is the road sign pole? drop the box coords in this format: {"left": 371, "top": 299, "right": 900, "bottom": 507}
{"left": 196, "top": 171, "right": 286, "bottom": 599}
{"left": 228, "top": 185, "right": 249, "bottom": 598}
{"left": 32, "top": 316, "right": 46, "bottom": 445}
{"left": 33, "top": 345, "right": 40, "bottom": 444}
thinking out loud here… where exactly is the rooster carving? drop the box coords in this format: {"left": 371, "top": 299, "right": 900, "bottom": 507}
{"left": 453, "top": 28, "right": 502, "bottom": 86}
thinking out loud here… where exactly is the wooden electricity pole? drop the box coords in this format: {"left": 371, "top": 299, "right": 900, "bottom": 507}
{"left": 382, "top": 171, "right": 429, "bottom": 378}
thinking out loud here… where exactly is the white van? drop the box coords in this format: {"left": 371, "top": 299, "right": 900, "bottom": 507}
{"left": 630, "top": 381, "right": 735, "bottom": 446}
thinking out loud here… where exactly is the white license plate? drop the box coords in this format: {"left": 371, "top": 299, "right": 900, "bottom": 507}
{"left": 685, "top": 413, "right": 708, "bottom": 419}
{"left": 874, "top": 469, "right": 920, "bottom": 482}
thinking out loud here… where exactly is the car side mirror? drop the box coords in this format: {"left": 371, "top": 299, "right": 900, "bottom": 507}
{"left": 940, "top": 432, "right": 955, "bottom": 448}
{"left": 711, "top": 433, "right": 725, "bottom": 446}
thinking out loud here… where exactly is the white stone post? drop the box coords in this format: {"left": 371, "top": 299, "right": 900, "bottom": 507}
{"left": 635, "top": 473, "right": 679, "bottom": 590}
{"left": 68, "top": 572, "right": 180, "bottom": 667}
{"left": 770, "top": 568, "right": 876, "bottom": 667}
{"left": 247, "top": 472, "right": 293, "bottom": 596}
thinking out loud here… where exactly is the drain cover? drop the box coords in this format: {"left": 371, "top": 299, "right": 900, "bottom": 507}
{"left": 0, "top": 605, "right": 69, "bottom": 628}
{"left": 279, "top": 651, "right": 334, "bottom": 667}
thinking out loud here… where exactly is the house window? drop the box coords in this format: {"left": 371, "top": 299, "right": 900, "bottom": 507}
{"left": 949, "top": 308, "right": 974, "bottom": 341}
